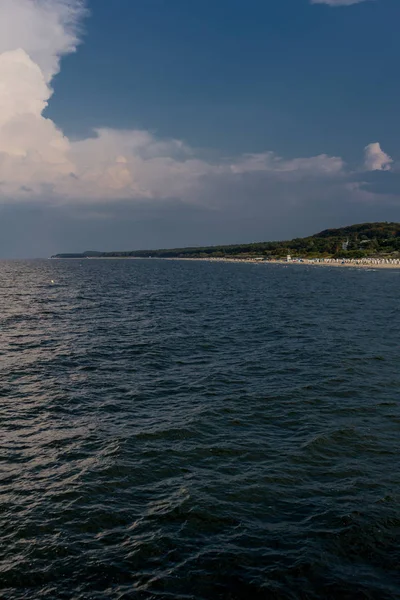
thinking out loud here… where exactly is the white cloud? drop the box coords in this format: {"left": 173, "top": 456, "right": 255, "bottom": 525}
{"left": 0, "top": 0, "right": 345, "bottom": 203}
{"left": 229, "top": 153, "right": 344, "bottom": 176}
{"left": 0, "top": 0, "right": 379, "bottom": 209}
{"left": 310, "top": 0, "right": 369, "bottom": 6}
{"left": 364, "top": 142, "right": 393, "bottom": 172}
{"left": 0, "top": 0, "right": 85, "bottom": 82}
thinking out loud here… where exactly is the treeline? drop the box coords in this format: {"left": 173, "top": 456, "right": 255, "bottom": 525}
{"left": 52, "top": 222, "right": 400, "bottom": 260}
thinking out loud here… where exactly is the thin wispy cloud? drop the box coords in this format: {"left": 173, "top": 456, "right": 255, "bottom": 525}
{"left": 310, "top": 0, "right": 369, "bottom": 6}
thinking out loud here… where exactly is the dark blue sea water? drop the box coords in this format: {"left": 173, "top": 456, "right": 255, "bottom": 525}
{"left": 1, "top": 259, "right": 400, "bottom": 600}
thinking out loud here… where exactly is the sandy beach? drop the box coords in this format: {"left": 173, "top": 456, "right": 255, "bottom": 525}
{"left": 73, "top": 256, "right": 400, "bottom": 269}
{"left": 161, "top": 256, "right": 400, "bottom": 269}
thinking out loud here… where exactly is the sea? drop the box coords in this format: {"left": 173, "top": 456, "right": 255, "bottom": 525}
{"left": 1, "top": 258, "right": 399, "bottom": 600}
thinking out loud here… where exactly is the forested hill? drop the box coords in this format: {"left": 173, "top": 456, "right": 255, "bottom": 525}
{"left": 52, "top": 222, "right": 400, "bottom": 260}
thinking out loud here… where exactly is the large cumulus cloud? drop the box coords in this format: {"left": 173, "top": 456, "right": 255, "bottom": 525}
{"left": 0, "top": 0, "right": 350, "bottom": 203}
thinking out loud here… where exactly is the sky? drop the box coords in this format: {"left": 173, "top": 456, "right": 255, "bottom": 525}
{"left": 0, "top": 0, "right": 400, "bottom": 257}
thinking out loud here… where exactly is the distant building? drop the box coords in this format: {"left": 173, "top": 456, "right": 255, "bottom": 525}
{"left": 286, "top": 254, "right": 292, "bottom": 262}
{"left": 342, "top": 238, "right": 349, "bottom": 251}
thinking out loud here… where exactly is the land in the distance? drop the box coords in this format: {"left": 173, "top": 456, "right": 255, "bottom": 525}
{"left": 52, "top": 222, "right": 400, "bottom": 264}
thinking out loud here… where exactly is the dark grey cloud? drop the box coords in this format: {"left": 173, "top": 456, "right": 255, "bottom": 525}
{"left": 2, "top": 164, "right": 399, "bottom": 258}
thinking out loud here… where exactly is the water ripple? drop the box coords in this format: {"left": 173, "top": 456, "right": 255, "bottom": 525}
{"left": 1, "top": 259, "right": 399, "bottom": 599}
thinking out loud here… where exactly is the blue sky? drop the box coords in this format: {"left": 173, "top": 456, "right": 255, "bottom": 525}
{"left": 48, "top": 0, "right": 399, "bottom": 160}
{"left": 0, "top": 0, "right": 399, "bottom": 256}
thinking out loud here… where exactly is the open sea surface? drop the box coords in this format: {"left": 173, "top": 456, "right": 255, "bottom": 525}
{"left": 1, "top": 259, "right": 400, "bottom": 600}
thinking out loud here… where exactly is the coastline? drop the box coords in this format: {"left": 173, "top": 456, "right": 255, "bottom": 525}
{"left": 52, "top": 256, "right": 400, "bottom": 269}
{"left": 159, "top": 257, "right": 400, "bottom": 269}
